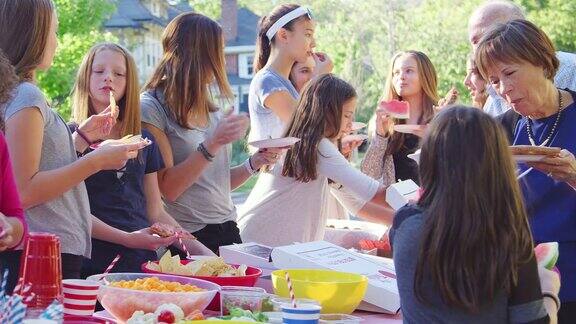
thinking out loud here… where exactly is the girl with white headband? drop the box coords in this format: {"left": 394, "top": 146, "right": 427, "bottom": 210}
{"left": 248, "top": 4, "right": 333, "bottom": 143}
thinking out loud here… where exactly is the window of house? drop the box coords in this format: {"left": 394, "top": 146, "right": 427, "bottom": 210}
{"left": 238, "top": 53, "right": 255, "bottom": 79}
{"left": 246, "top": 55, "right": 254, "bottom": 76}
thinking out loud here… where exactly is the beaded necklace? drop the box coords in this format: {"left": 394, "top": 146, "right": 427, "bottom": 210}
{"left": 526, "top": 89, "right": 563, "bottom": 147}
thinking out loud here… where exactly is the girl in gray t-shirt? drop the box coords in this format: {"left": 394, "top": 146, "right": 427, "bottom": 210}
{"left": 141, "top": 12, "right": 280, "bottom": 254}
{"left": 248, "top": 4, "right": 333, "bottom": 143}
{"left": 0, "top": 0, "right": 174, "bottom": 279}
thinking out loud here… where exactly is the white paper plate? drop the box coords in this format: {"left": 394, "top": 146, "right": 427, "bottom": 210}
{"left": 407, "top": 149, "right": 421, "bottom": 164}
{"left": 342, "top": 134, "right": 368, "bottom": 142}
{"left": 351, "top": 122, "right": 367, "bottom": 131}
{"left": 513, "top": 154, "right": 546, "bottom": 162}
{"left": 249, "top": 137, "right": 301, "bottom": 149}
{"left": 393, "top": 124, "right": 426, "bottom": 134}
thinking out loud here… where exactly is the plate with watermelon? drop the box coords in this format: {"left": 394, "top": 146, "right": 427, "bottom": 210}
{"left": 380, "top": 100, "right": 410, "bottom": 119}
{"left": 393, "top": 124, "right": 427, "bottom": 135}
{"left": 535, "top": 242, "right": 559, "bottom": 270}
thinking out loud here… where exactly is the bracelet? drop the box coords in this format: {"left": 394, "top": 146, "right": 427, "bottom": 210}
{"left": 75, "top": 128, "right": 93, "bottom": 146}
{"left": 542, "top": 292, "right": 561, "bottom": 311}
{"left": 197, "top": 142, "right": 214, "bottom": 162}
{"left": 244, "top": 158, "right": 257, "bottom": 175}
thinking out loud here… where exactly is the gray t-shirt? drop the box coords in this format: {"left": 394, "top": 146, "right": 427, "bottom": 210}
{"left": 247, "top": 67, "right": 299, "bottom": 143}
{"left": 140, "top": 89, "right": 236, "bottom": 233}
{"left": 390, "top": 205, "right": 548, "bottom": 324}
{"left": 3, "top": 82, "right": 92, "bottom": 257}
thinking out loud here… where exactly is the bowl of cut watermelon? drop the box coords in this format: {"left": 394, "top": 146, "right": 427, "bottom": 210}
{"left": 358, "top": 234, "right": 391, "bottom": 258}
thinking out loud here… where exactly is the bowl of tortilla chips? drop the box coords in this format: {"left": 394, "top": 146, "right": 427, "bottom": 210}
{"left": 142, "top": 251, "right": 262, "bottom": 311}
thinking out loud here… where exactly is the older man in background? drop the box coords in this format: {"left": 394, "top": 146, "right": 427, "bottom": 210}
{"left": 468, "top": 0, "right": 576, "bottom": 117}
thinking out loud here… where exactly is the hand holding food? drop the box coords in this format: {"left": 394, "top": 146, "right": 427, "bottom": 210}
{"left": 437, "top": 86, "right": 459, "bottom": 110}
{"left": 526, "top": 148, "right": 576, "bottom": 186}
{"left": 375, "top": 107, "right": 394, "bottom": 137}
{"left": 313, "top": 51, "right": 334, "bottom": 75}
{"left": 91, "top": 134, "right": 152, "bottom": 149}
{"left": 77, "top": 108, "right": 117, "bottom": 144}
{"left": 150, "top": 222, "right": 194, "bottom": 239}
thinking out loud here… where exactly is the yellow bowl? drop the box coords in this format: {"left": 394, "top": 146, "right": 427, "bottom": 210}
{"left": 271, "top": 269, "right": 368, "bottom": 314}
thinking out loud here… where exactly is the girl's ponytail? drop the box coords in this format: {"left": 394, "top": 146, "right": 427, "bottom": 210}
{"left": 252, "top": 4, "right": 304, "bottom": 73}
{"left": 254, "top": 15, "right": 271, "bottom": 73}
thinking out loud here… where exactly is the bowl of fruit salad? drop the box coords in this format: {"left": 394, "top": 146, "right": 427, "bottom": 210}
{"left": 86, "top": 273, "right": 220, "bottom": 322}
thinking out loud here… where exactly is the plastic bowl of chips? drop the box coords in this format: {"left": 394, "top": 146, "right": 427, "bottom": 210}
{"left": 142, "top": 252, "right": 262, "bottom": 311}
{"left": 141, "top": 257, "right": 262, "bottom": 287}
{"left": 86, "top": 273, "right": 220, "bottom": 322}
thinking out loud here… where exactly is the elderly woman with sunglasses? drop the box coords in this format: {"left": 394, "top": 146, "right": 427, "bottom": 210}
{"left": 476, "top": 19, "right": 576, "bottom": 322}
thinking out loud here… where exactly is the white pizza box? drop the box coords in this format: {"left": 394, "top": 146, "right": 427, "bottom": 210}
{"left": 386, "top": 179, "right": 420, "bottom": 210}
{"left": 271, "top": 241, "right": 400, "bottom": 314}
{"left": 219, "top": 242, "right": 278, "bottom": 276}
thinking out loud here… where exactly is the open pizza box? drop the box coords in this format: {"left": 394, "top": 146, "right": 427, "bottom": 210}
{"left": 270, "top": 241, "right": 400, "bottom": 314}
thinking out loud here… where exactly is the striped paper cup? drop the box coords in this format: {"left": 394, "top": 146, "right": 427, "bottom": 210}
{"left": 281, "top": 303, "right": 322, "bottom": 324}
{"left": 62, "top": 279, "right": 100, "bottom": 316}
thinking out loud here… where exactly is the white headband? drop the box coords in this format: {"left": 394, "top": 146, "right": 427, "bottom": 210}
{"left": 265, "top": 7, "right": 313, "bottom": 42}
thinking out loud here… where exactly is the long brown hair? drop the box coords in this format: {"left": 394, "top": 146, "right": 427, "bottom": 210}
{"left": 0, "top": 0, "right": 55, "bottom": 81}
{"left": 254, "top": 4, "right": 309, "bottom": 73}
{"left": 415, "top": 106, "right": 533, "bottom": 312}
{"left": 71, "top": 43, "right": 141, "bottom": 137}
{"left": 383, "top": 51, "right": 439, "bottom": 156}
{"left": 143, "top": 12, "right": 232, "bottom": 129}
{"left": 282, "top": 74, "right": 356, "bottom": 182}
{"left": 0, "top": 49, "right": 18, "bottom": 131}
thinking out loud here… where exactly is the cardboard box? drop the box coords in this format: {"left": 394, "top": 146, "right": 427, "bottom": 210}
{"left": 219, "top": 242, "right": 278, "bottom": 276}
{"left": 270, "top": 241, "right": 400, "bottom": 314}
{"left": 386, "top": 179, "right": 420, "bottom": 210}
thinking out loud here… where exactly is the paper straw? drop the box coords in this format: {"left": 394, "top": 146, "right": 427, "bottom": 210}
{"left": 24, "top": 292, "right": 36, "bottom": 304}
{"left": 284, "top": 271, "right": 297, "bottom": 308}
{"left": 12, "top": 277, "right": 23, "bottom": 295}
{"left": 178, "top": 237, "right": 191, "bottom": 259}
{"left": 100, "top": 254, "right": 121, "bottom": 282}
{"left": 20, "top": 283, "right": 31, "bottom": 296}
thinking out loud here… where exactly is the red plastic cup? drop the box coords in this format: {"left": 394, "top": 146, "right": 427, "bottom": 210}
{"left": 19, "top": 232, "right": 63, "bottom": 309}
{"left": 62, "top": 279, "right": 100, "bottom": 316}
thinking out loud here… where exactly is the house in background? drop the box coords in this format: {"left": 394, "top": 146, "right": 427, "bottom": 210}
{"left": 103, "top": 0, "right": 260, "bottom": 113}
{"left": 220, "top": 0, "right": 259, "bottom": 113}
{"left": 104, "top": 0, "right": 193, "bottom": 84}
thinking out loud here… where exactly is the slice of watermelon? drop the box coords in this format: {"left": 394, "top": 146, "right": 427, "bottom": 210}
{"left": 380, "top": 100, "right": 410, "bottom": 119}
{"left": 535, "top": 242, "right": 559, "bottom": 270}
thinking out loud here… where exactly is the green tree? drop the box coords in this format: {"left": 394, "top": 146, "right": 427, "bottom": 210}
{"left": 188, "top": 0, "right": 221, "bottom": 19}
{"left": 37, "top": 0, "right": 116, "bottom": 120}
{"left": 521, "top": 0, "right": 576, "bottom": 53}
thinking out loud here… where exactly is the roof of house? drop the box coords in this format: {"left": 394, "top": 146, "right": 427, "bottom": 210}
{"left": 227, "top": 73, "right": 252, "bottom": 86}
{"left": 225, "top": 7, "right": 259, "bottom": 47}
{"left": 104, "top": 0, "right": 192, "bottom": 29}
